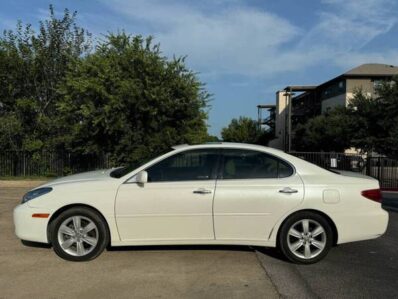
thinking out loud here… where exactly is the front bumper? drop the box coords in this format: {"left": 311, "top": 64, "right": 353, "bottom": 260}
{"left": 13, "top": 204, "right": 52, "bottom": 244}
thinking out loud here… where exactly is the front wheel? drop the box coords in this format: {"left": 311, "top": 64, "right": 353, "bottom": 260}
{"left": 278, "top": 211, "right": 333, "bottom": 264}
{"left": 50, "top": 207, "right": 109, "bottom": 261}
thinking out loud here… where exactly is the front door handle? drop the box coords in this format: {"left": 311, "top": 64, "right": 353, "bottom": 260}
{"left": 279, "top": 187, "right": 298, "bottom": 194}
{"left": 193, "top": 188, "right": 212, "bottom": 194}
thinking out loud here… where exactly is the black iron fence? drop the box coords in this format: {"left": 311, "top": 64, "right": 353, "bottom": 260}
{"left": 290, "top": 152, "right": 398, "bottom": 188}
{"left": 0, "top": 151, "right": 112, "bottom": 177}
{"left": 289, "top": 152, "right": 365, "bottom": 172}
{"left": 366, "top": 157, "right": 398, "bottom": 189}
{"left": 1, "top": 150, "right": 398, "bottom": 188}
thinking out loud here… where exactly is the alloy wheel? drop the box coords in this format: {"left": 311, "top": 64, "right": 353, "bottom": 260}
{"left": 57, "top": 215, "right": 99, "bottom": 257}
{"left": 287, "top": 219, "right": 327, "bottom": 259}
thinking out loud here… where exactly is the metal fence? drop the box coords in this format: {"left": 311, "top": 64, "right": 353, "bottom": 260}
{"left": 1, "top": 150, "right": 398, "bottom": 188}
{"left": 289, "top": 152, "right": 366, "bottom": 172}
{"left": 366, "top": 157, "right": 398, "bottom": 189}
{"left": 289, "top": 152, "right": 398, "bottom": 188}
{"left": 0, "top": 151, "right": 112, "bottom": 177}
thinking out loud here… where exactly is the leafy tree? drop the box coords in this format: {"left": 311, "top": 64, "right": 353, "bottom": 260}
{"left": 0, "top": 5, "right": 91, "bottom": 151}
{"left": 0, "top": 7, "right": 213, "bottom": 167}
{"left": 293, "top": 77, "right": 398, "bottom": 157}
{"left": 349, "top": 78, "right": 398, "bottom": 157}
{"left": 56, "top": 33, "right": 211, "bottom": 164}
{"left": 221, "top": 116, "right": 272, "bottom": 144}
{"left": 205, "top": 135, "right": 220, "bottom": 142}
{"left": 0, "top": 113, "right": 24, "bottom": 151}
{"left": 293, "top": 107, "right": 354, "bottom": 152}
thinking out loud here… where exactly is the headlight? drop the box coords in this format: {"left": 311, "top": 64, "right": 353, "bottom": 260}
{"left": 22, "top": 187, "right": 53, "bottom": 204}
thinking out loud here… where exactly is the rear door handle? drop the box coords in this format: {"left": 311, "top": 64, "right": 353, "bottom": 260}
{"left": 193, "top": 188, "right": 212, "bottom": 194}
{"left": 279, "top": 187, "right": 298, "bottom": 194}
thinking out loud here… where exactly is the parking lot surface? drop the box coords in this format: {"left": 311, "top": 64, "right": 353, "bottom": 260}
{"left": 257, "top": 210, "right": 398, "bottom": 298}
{"left": 0, "top": 182, "right": 278, "bottom": 299}
{"left": 2, "top": 181, "right": 397, "bottom": 299}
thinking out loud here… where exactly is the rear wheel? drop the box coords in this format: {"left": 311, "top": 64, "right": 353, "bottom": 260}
{"left": 50, "top": 207, "right": 109, "bottom": 261}
{"left": 279, "top": 211, "right": 333, "bottom": 264}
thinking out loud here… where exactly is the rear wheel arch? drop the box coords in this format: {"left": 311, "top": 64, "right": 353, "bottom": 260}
{"left": 47, "top": 204, "right": 111, "bottom": 245}
{"left": 276, "top": 209, "right": 338, "bottom": 246}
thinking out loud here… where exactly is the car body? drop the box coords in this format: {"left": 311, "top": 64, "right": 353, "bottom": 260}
{"left": 14, "top": 143, "right": 389, "bottom": 263}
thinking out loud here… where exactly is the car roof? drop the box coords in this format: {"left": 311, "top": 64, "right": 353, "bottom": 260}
{"left": 172, "top": 142, "right": 285, "bottom": 153}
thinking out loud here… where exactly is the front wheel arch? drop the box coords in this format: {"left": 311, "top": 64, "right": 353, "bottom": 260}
{"left": 47, "top": 204, "right": 111, "bottom": 246}
{"left": 276, "top": 209, "right": 338, "bottom": 246}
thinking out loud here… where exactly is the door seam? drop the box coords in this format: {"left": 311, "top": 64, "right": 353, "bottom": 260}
{"left": 212, "top": 179, "right": 218, "bottom": 240}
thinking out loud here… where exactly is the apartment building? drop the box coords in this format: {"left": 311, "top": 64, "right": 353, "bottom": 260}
{"left": 262, "top": 63, "right": 398, "bottom": 151}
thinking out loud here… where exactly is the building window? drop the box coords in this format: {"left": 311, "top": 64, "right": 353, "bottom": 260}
{"left": 373, "top": 80, "right": 383, "bottom": 89}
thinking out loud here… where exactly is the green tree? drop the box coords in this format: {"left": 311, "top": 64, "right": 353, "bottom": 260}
{"left": 0, "top": 7, "right": 213, "bottom": 166}
{"left": 221, "top": 116, "right": 272, "bottom": 144}
{"left": 293, "top": 107, "right": 354, "bottom": 152}
{"left": 348, "top": 78, "right": 398, "bottom": 156}
{"left": 293, "top": 77, "right": 398, "bottom": 156}
{"left": 0, "top": 5, "right": 91, "bottom": 151}
{"left": 56, "top": 33, "right": 211, "bottom": 164}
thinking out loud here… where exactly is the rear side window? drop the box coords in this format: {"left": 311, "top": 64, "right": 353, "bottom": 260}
{"left": 221, "top": 149, "right": 293, "bottom": 179}
{"left": 146, "top": 149, "right": 219, "bottom": 182}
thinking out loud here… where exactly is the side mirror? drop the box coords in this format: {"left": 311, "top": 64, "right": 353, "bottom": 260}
{"left": 135, "top": 170, "right": 148, "bottom": 184}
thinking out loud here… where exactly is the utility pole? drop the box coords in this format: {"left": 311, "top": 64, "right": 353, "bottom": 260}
{"left": 257, "top": 105, "right": 262, "bottom": 130}
{"left": 284, "top": 88, "right": 294, "bottom": 153}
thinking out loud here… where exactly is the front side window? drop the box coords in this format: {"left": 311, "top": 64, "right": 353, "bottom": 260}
{"left": 110, "top": 148, "right": 173, "bottom": 178}
{"left": 146, "top": 149, "right": 219, "bottom": 182}
{"left": 221, "top": 149, "right": 293, "bottom": 179}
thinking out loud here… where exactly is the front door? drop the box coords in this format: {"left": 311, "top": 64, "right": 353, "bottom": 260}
{"left": 115, "top": 149, "right": 220, "bottom": 242}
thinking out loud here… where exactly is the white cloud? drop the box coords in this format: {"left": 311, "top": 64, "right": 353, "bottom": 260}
{"left": 272, "top": 0, "right": 398, "bottom": 73}
{"left": 100, "top": 0, "right": 301, "bottom": 76}
{"left": 99, "top": 0, "right": 398, "bottom": 77}
{"left": 301, "top": 0, "right": 396, "bottom": 51}
{"left": 335, "top": 50, "right": 398, "bottom": 69}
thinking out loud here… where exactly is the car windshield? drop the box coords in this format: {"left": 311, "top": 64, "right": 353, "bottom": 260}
{"left": 110, "top": 148, "right": 174, "bottom": 178}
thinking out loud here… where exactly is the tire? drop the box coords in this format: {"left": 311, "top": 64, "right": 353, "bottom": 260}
{"left": 278, "top": 211, "right": 333, "bottom": 264}
{"left": 50, "top": 207, "right": 109, "bottom": 262}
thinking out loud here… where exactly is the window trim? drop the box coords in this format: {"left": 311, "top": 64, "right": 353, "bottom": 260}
{"left": 218, "top": 148, "right": 295, "bottom": 180}
{"left": 143, "top": 148, "right": 222, "bottom": 184}
{"left": 123, "top": 146, "right": 296, "bottom": 184}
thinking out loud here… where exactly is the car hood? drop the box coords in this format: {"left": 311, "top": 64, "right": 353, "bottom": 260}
{"left": 38, "top": 169, "right": 118, "bottom": 188}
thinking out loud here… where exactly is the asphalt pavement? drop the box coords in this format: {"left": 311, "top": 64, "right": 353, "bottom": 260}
{"left": 0, "top": 182, "right": 278, "bottom": 299}
{"left": 256, "top": 210, "right": 398, "bottom": 298}
{"left": 2, "top": 181, "right": 397, "bottom": 298}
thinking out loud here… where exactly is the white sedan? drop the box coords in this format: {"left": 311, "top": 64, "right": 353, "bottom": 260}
{"left": 14, "top": 143, "right": 388, "bottom": 263}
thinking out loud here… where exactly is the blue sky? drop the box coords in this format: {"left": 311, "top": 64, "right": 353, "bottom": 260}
{"left": 1, "top": 0, "right": 398, "bottom": 135}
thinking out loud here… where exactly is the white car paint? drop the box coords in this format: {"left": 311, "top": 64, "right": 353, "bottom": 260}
{"left": 14, "top": 143, "right": 389, "bottom": 249}
{"left": 213, "top": 174, "right": 304, "bottom": 242}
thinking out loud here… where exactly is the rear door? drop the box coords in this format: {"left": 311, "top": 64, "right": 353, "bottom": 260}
{"left": 213, "top": 149, "right": 304, "bottom": 241}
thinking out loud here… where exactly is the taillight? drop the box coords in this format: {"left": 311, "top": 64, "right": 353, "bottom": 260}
{"left": 361, "top": 189, "right": 382, "bottom": 203}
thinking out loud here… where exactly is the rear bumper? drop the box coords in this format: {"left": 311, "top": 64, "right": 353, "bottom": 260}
{"left": 335, "top": 208, "right": 389, "bottom": 244}
{"left": 13, "top": 204, "right": 52, "bottom": 244}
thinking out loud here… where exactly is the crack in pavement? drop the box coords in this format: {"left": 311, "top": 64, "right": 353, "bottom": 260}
{"left": 255, "top": 249, "right": 319, "bottom": 299}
